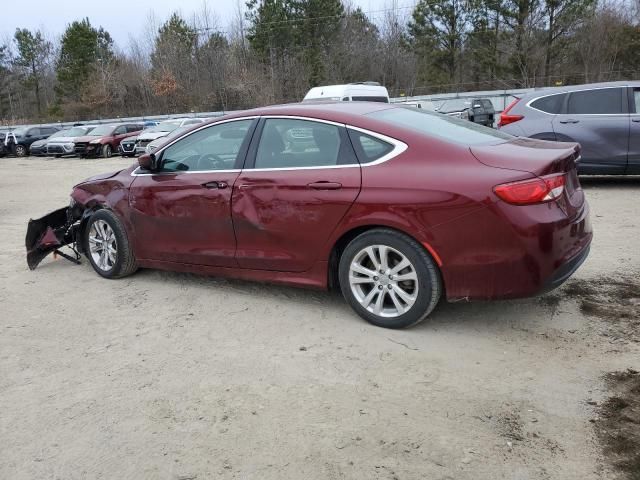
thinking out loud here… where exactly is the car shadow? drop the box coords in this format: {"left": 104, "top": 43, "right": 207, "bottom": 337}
{"left": 134, "top": 268, "right": 567, "bottom": 334}
{"left": 580, "top": 175, "right": 640, "bottom": 189}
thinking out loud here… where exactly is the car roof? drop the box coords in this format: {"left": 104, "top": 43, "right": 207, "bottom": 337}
{"left": 523, "top": 80, "right": 639, "bottom": 98}
{"left": 212, "top": 102, "right": 397, "bottom": 125}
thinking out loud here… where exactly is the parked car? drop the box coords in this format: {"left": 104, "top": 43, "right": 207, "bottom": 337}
{"left": 29, "top": 129, "right": 74, "bottom": 156}
{"left": 4, "top": 125, "right": 60, "bottom": 157}
{"left": 0, "top": 132, "right": 7, "bottom": 157}
{"left": 46, "top": 126, "right": 96, "bottom": 157}
{"left": 74, "top": 123, "right": 143, "bottom": 158}
{"left": 118, "top": 136, "right": 138, "bottom": 157}
{"left": 435, "top": 98, "right": 495, "bottom": 127}
{"left": 303, "top": 82, "right": 390, "bottom": 103}
{"left": 498, "top": 81, "right": 640, "bottom": 174}
{"left": 26, "top": 103, "right": 592, "bottom": 329}
{"left": 133, "top": 118, "right": 204, "bottom": 155}
{"left": 143, "top": 125, "right": 192, "bottom": 154}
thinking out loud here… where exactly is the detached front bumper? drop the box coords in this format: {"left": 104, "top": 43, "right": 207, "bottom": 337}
{"left": 25, "top": 207, "right": 81, "bottom": 269}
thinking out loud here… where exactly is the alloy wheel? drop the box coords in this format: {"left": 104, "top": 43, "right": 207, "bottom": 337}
{"left": 348, "top": 244, "right": 419, "bottom": 318}
{"left": 88, "top": 220, "right": 117, "bottom": 272}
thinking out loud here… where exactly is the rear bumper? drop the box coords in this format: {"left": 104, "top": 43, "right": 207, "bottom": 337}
{"left": 539, "top": 244, "right": 590, "bottom": 294}
{"left": 438, "top": 199, "right": 592, "bottom": 301}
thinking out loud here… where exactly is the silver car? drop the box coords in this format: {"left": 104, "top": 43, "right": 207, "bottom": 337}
{"left": 498, "top": 81, "right": 640, "bottom": 175}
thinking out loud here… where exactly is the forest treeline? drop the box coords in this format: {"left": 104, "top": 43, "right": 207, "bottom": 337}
{"left": 1, "top": 0, "right": 638, "bottom": 123}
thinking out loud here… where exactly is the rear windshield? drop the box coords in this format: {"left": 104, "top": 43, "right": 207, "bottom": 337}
{"left": 369, "top": 107, "right": 512, "bottom": 145}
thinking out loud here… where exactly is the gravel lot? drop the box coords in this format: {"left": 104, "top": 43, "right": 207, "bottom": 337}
{"left": 1, "top": 156, "right": 638, "bottom": 480}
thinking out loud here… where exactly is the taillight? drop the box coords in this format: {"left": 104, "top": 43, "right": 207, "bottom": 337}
{"left": 493, "top": 173, "right": 566, "bottom": 205}
{"left": 498, "top": 98, "right": 523, "bottom": 128}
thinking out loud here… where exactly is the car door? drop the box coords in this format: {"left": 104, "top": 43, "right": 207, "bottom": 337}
{"left": 232, "top": 117, "right": 361, "bottom": 272}
{"left": 628, "top": 87, "right": 640, "bottom": 174}
{"left": 553, "top": 87, "right": 629, "bottom": 174}
{"left": 111, "top": 125, "right": 129, "bottom": 148}
{"left": 25, "top": 127, "right": 41, "bottom": 146}
{"left": 129, "top": 118, "right": 257, "bottom": 267}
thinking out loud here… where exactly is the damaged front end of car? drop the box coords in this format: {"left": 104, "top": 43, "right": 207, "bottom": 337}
{"left": 25, "top": 201, "right": 86, "bottom": 270}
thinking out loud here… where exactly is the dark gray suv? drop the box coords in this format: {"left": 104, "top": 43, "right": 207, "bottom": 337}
{"left": 498, "top": 81, "right": 639, "bottom": 175}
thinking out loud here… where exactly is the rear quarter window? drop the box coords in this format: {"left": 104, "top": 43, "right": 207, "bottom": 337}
{"left": 530, "top": 93, "right": 566, "bottom": 114}
{"left": 348, "top": 130, "right": 394, "bottom": 163}
{"left": 369, "top": 107, "right": 512, "bottom": 145}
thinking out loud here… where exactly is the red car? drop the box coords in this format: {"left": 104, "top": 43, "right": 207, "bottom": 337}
{"left": 26, "top": 103, "right": 592, "bottom": 328}
{"left": 74, "top": 123, "right": 144, "bottom": 158}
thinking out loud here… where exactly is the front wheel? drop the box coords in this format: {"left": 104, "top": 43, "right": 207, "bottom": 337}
{"left": 14, "top": 144, "right": 27, "bottom": 157}
{"left": 339, "top": 229, "right": 442, "bottom": 329}
{"left": 85, "top": 210, "right": 138, "bottom": 279}
{"left": 101, "top": 144, "right": 112, "bottom": 158}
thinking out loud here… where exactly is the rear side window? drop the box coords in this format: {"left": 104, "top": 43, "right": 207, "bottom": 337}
{"left": 632, "top": 89, "right": 640, "bottom": 114}
{"left": 254, "top": 119, "right": 355, "bottom": 169}
{"left": 348, "top": 130, "right": 393, "bottom": 163}
{"left": 567, "top": 88, "right": 625, "bottom": 114}
{"left": 369, "top": 107, "right": 512, "bottom": 145}
{"left": 530, "top": 93, "right": 566, "bottom": 114}
{"left": 352, "top": 96, "right": 389, "bottom": 103}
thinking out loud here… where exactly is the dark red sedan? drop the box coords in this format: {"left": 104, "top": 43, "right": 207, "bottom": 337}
{"left": 26, "top": 103, "right": 592, "bottom": 328}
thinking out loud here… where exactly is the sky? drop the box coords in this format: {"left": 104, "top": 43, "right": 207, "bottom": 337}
{"left": 1, "top": 0, "right": 416, "bottom": 49}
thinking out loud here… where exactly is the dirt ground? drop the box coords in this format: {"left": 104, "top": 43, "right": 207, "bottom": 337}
{"left": 1, "top": 157, "right": 638, "bottom": 480}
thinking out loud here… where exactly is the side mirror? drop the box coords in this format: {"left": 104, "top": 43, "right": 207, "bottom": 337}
{"left": 138, "top": 153, "right": 159, "bottom": 171}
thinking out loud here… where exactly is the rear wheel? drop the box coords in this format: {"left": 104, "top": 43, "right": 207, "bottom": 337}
{"left": 85, "top": 210, "right": 137, "bottom": 279}
{"left": 338, "top": 229, "right": 441, "bottom": 329}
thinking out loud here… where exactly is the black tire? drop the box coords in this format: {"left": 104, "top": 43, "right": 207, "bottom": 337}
{"left": 14, "top": 144, "right": 27, "bottom": 157}
{"left": 55, "top": 155, "right": 61, "bottom": 158}
{"left": 84, "top": 209, "right": 138, "bottom": 279}
{"left": 338, "top": 228, "right": 441, "bottom": 329}
{"left": 101, "top": 144, "right": 112, "bottom": 158}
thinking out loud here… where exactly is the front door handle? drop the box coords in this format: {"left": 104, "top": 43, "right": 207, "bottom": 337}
{"left": 203, "top": 181, "right": 228, "bottom": 189}
{"left": 559, "top": 119, "right": 579, "bottom": 124}
{"left": 632, "top": 118, "right": 640, "bottom": 123}
{"left": 307, "top": 181, "right": 342, "bottom": 190}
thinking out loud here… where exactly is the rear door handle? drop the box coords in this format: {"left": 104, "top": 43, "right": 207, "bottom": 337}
{"left": 203, "top": 181, "right": 228, "bottom": 189}
{"left": 632, "top": 118, "right": 640, "bottom": 123}
{"left": 307, "top": 181, "right": 342, "bottom": 190}
{"left": 559, "top": 119, "right": 579, "bottom": 124}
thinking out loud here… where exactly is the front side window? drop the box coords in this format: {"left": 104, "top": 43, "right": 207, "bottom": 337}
{"left": 28, "top": 128, "right": 40, "bottom": 136}
{"left": 633, "top": 89, "right": 640, "bottom": 114}
{"left": 114, "top": 126, "right": 127, "bottom": 135}
{"left": 161, "top": 119, "right": 253, "bottom": 172}
{"left": 254, "top": 119, "right": 351, "bottom": 169}
{"left": 567, "top": 88, "right": 625, "bottom": 115}
{"left": 530, "top": 93, "right": 566, "bottom": 114}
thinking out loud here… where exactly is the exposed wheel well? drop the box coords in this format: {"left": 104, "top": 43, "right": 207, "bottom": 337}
{"left": 327, "top": 225, "right": 442, "bottom": 292}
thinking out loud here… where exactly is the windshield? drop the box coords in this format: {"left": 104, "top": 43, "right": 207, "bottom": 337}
{"left": 12, "top": 127, "right": 28, "bottom": 136}
{"left": 63, "top": 127, "right": 91, "bottom": 137}
{"left": 46, "top": 130, "right": 68, "bottom": 139}
{"left": 86, "top": 125, "right": 114, "bottom": 136}
{"left": 368, "top": 107, "right": 512, "bottom": 145}
{"left": 148, "top": 121, "right": 181, "bottom": 133}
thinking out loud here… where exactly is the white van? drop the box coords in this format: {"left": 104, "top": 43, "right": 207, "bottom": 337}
{"left": 303, "top": 82, "right": 390, "bottom": 103}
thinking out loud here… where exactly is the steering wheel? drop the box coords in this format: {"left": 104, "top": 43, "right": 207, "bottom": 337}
{"left": 197, "top": 153, "right": 225, "bottom": 170}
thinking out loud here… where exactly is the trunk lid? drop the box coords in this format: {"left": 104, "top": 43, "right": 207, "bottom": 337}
{"left": 471, "top": 138, "right": 583, "bottom": 217}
